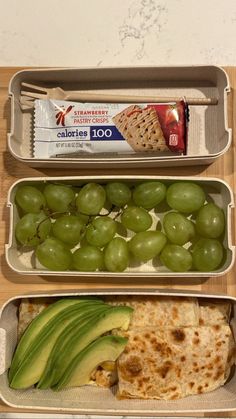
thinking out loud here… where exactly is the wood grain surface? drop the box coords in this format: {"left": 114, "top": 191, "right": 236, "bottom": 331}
{"left": 0, "top": 67, "right": 235, "bottom": 416}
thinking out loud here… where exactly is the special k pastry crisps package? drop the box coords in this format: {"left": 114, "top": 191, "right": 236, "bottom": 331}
{"left": 34, "top": 99, "right": 188, "bottom": 158}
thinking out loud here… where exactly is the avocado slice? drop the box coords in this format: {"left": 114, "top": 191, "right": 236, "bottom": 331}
{"left": 10, "top": 302, "right": 109, "bottom": 389}
{"left": 9, "top": 296, "right": 102, "bottom": 382}
{"left": 54, "top": 335, "right": 128, "bottom": 390}
{"left": 37, "top": 306, "right": 111, "bottom": 389}
{"left": 43, "top": 305, "right": 133, "bottom": 389}
{"left": 10, "top": 299, "right": 105, "bottom": 382}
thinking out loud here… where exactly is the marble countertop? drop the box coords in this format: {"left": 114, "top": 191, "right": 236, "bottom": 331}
{"left": 0, "top": 0, "right": 236, "bottom": 417}
{"left": 0, "top": 0, "right": 236, "bottom": 67}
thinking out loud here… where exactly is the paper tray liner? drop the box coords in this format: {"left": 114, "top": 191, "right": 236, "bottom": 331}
{"left": 1, "top": 373, "right": 236, "bottom": 414}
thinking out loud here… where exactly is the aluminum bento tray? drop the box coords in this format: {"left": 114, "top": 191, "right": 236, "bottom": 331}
{"left": 5, "top": 175, "right": 235, "bottom": 278}
{"left": 8, "top": 65, "right": 231, "bottom": 168}
{"left": 0, "top": 288, "right": 236, "bottom": 414}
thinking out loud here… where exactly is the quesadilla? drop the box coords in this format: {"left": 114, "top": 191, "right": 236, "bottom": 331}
{"left": 117, "top": 325, "right": 236, "bottom": 400}
{"left": 104, "top": 296, "right": 199, "bottom": 327}
{"left": 198, "top": 299, "right": 231, "bottom": 326}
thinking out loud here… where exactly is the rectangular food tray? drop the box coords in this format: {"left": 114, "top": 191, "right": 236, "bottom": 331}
{"left": 0, "top": 288, "right": 236, "bottom": 414}
{"left": 8, "top": 65, "right": 231, "bottom": 168}
{"left": 5, "top": 175, "right": 235, "bottom": 278}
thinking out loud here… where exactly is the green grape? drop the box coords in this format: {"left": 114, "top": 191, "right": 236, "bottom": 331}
{"left": 43, "top": 184, "right": 75, "bottom": 213}
{"left": 160, "top": 244, "right": 192, "bottom": 272}
{"left": 128, "top": 231, "right": 167, "bottom": 262}
{"left": 106, "top": 182, "right": 131, "bottom": 207}
{"left": 163, "top": 212, "right": 195, "bottom": 245}
{"left": 192, "top": 238, "right": 223, "bottom": 272}
{"left": 76, "top": 183, "right": 106, "bottom": 215}
{"left": 36, "top": 237, "right": 73, "bottom": 271}
{"left": 52, "top": 215, "right": 84, "bottom": 245}
{"left": 76, "top": 213, "right": 90, "bottom": 225}
{"left": 121, "top": 206, "right": 152, "bottom": 233}
{"left": 73, "top": 245, "right": 104, "bottom": 271}
{"left": 86, "top": 216, "right": 117, "bottom": 247}
{"left": 133, "top": 181, "right": 166, "bottom": 209}
{"left": 15, "top": 212, "right": 51, "bottom": 247}
{"left": 196, "top": 203, "right": 225, "bottom": 239}
{"left": 15, "top": 185, "right": 46, "bottom": 214}
{"left": 166, "top": 182, "right": 205, "bottom": 213}
{"left": 104, "top": 237, "right": 129, "bottom": 272}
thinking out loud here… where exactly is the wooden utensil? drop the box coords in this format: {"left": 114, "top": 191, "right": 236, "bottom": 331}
{"left": 20, "top": 82, "right": 218, "bottom": 107}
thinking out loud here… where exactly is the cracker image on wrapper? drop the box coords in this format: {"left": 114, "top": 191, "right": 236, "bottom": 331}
{"left": 112, "top": 105, "right": 168, "bottom": 152}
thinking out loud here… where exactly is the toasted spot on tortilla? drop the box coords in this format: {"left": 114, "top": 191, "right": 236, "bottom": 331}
{"left": 171, "top": 329, "right": 185, "bottom": 342}
{"left": 213, "top": 325, "right": 221, "bottom": 331}
{"left": 170, "top": 393, "right": 180, "bottom": 400}
{"left": 152, "top": 341, "right": 172, "bottom": 356}
{"left": 172, "top": 306, "right": 179, "bottom": 319}
{"left": 156, "top": 361, "right": 172, "bottom": 379}
{"left": 124, "top": 356, "right": 142, "bottom": 376}
{"left": 214, "top": 367, "right": 224, "bottom": 381}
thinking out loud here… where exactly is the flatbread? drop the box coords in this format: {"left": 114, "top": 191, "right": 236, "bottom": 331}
{"left": 117, "top": 325, "right": 236, "bottom": 400}
{"left": 104, "top": 296, "right": 199, "bottom": 328}
{"left": 18, "top": 298, "right": 50, "bottom": 340}
{"left": 112, "top": 105, "right": 168, "bottom": 152}
{"left": 199, "top": 299, "right": 231, "bottom": 326}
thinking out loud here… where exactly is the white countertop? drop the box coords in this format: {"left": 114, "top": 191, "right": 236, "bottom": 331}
{"left": 0, "top": 0, "right": 236, "bottom": 67}
{"left": 0, "top": 0, "right": 235, "bottom": 418}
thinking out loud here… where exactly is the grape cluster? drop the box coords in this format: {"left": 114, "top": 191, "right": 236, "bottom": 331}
{"left": 14, "top": 181, "right": 226, "bottom": 273}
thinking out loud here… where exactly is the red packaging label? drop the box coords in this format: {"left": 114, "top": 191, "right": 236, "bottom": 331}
{"left": 147, "top": 100, "right": 188, "bottom": 154}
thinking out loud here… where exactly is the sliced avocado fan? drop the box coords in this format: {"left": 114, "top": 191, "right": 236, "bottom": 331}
{"left": 8, "top": 296, "right": 102, "bottom": 382}
{"left": 10, "top": 301, "right": 109, "bottom": 389}
{"left": 54, "top": 335, "right": 128, "bottom": 390}
{"left": 37, "top": 307, "right": 111, "bottom": 389}
{"left": 38, "top": 305, "right": 133, "bottom": 389}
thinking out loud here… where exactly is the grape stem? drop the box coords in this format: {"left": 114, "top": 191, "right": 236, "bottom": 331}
{"left": 113, "top": 208, "right": 123, "bottom": 221}
{"left": 27, "top": 212, "right": 68, "bottom": 244}
{"left": 27, "top": 206, "right": 124, "bottom": 246}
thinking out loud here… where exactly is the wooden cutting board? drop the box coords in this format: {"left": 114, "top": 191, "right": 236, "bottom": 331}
{"left": 0, "top": 67, "right": 235, "bottom": 416}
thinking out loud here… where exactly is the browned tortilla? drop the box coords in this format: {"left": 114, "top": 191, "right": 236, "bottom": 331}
{"left": 117, "top": 325, "right": 236, "bottom": 400}
{"left": 104, "top": 295, "right": 199, "bottom": 328}
{"left": 198, "top": 299, "right": 231, "bottom": 326}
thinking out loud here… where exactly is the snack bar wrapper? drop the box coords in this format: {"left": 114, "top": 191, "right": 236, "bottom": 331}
{"left": 34, "top": 99, "right": 188, "bottom": 158}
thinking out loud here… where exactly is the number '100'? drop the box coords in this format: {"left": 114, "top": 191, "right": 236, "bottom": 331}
{"left": 92, "top": 128, "right": 112, "bottom": 138}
